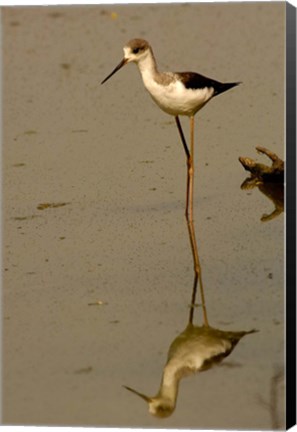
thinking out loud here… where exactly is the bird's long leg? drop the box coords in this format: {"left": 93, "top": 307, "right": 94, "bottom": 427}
{"left": 174, "top": 115, "right": 190, "bottom": 159}
{"left": 174, "top": 116, "right": 208, "bottom": 326}
{"left": 188, "top": 116, "right": 195, "bottom": 223}
{"left": 174, "top": 116, "right": 190, "bottom": 218}
{"left": 189, "top": 116, "right": 209, "bottom": 326}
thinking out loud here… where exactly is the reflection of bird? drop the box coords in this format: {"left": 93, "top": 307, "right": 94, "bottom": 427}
{"left": 124, "top": 323, "right": 257, "bottom": 418}
{"left": 101, "top": 39, "right": 239, "bottom": 219}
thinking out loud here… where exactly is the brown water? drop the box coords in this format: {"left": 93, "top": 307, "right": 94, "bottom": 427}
{"left": 2, "top": 3, "right": 285, "bottom": 429}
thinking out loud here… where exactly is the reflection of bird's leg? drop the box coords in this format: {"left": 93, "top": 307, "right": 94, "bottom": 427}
{"left": 188, "top": 269, "right": 198, "bottom": 325}
{"left": 187, "top": 218, "right": 209, "bottom": 326}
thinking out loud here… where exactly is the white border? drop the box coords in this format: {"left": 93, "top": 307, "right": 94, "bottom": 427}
{"left": 1, "top": 0, "right": 295, "bottom": 5}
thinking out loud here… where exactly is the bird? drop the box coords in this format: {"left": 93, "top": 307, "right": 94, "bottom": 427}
{"left": 123, "top": 323, "right": 258, "bottom": 418}
{"left": 101, "top": 38, "right": 240, "bottom": 222}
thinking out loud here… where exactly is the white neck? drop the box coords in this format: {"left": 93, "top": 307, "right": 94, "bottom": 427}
{"left": 136, "top": 49, "right": 159, "bottom": 83}
{"left": 155, "top": 360, "right": 183, "bottom": 405}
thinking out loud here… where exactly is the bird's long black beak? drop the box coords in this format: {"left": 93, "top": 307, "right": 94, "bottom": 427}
{"left": 101, "top": 58, "right": 128, "bottom": 84}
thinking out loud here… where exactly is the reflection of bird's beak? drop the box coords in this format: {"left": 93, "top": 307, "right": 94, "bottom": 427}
{"left": 101, "top": 58, "right": 128, "bottom": 84}
{"left": 123, "top": 385, "right": 152, "bottom": 403}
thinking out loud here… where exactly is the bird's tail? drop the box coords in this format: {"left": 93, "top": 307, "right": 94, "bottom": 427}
{"left": 214, "top": 81, "right": 241, "bottom": 96}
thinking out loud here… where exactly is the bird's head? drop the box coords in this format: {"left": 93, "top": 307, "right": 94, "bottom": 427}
{"left": 123, "top": 385, "right": 175, "bottom": 418}
{"left": 101, "top": 39, "right": 150, "bottom": 84}
{"left": 123, "top": 39, "right": 151, "bottom": 64}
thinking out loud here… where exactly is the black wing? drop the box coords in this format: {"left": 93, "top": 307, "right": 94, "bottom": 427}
{"left": 176, "top": 71, "right": 240, "bottom": 96}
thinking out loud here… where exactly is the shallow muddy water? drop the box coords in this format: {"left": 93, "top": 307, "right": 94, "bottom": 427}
{"left": 2, "top": 3, "right": 285, "bottom": 429}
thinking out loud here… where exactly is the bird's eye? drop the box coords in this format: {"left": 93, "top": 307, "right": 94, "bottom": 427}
{"left": 132, "top": 47, "right": 140, "bottom": 54}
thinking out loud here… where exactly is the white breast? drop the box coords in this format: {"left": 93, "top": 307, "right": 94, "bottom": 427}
{"left": 142, "top": 74, "right": 214, "bottom": 116}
